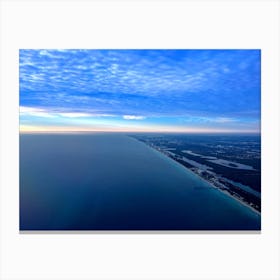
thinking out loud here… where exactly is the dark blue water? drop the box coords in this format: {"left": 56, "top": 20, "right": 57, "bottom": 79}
{"left": 20, "top": 133, "right": 260, "bottom": 230}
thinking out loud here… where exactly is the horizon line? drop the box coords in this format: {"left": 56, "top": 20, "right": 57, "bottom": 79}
{"left": 19, "top": 130, "right": 261, "bottom": 134}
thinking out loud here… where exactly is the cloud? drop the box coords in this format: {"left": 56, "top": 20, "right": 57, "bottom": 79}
{"left": 20, "top": 106, "right": 55, "bottom": 118}
{"left": 197, "top": 116, "right": 236, "bottom": 123}
{"left": 19, "top": 50, "right": 260, "bottom": 129}
{"left": 20, "top": 106, "right": 115, "bottom": 119}
{"left": 214, "top": 117, "right": 236, "bottom": 123}
{"left": 58, "top": 113, "right": 116, "bottom": 118}
{"left": 58, "top": 113, "right": 93, "bottom": 118}
{"left": 19, "top": 50, "right": 260, "bottom": 98}
{"left": 123, "top": 115, "right": 146, "bottom": 120}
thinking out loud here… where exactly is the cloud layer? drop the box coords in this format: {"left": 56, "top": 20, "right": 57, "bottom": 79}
{"left": 19, "top": 49, "right": 261, "bottom": 132}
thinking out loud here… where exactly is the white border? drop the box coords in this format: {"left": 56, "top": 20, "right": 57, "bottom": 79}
{"left": 1, "top": 0, "right": 280, "bottom": 279}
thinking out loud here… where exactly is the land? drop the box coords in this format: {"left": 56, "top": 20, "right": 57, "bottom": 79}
{"left": 131, "top": 134, "right": 261, "bottom": 213}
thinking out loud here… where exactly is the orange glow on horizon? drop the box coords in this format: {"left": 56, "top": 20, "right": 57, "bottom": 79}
{"left": 19, "top": 125, "right": 260, "bottom": 134}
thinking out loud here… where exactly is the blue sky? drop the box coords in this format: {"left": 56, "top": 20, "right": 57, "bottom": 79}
{"left": 20, "top": 49, "right": 260, "bottom": 132}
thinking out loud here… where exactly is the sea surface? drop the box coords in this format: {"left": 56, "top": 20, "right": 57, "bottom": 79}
{"left": 20, "top": 133, "right": 261, "bottom": 230}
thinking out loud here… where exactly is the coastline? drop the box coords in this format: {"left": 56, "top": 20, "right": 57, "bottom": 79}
{"left": 135, "top": 138, "right": 261, "bottom": 216}
{"left": 194, "top": 173, "right": 261, "bottom": 216}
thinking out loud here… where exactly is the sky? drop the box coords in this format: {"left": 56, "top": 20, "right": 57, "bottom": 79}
{"left": 19, "top": 49, "right": 261, "bottom": 133}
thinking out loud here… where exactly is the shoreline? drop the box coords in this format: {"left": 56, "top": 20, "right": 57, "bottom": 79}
{"left": 138, "top": 139, "right": 261, "bottom": 216}
{"left": 195, "top": 174, "right": 261, "bottom": 216}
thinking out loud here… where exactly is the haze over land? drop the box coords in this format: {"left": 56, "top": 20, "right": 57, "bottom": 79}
{"left": 20, "top": 49, "right": 260, "bottom": 133}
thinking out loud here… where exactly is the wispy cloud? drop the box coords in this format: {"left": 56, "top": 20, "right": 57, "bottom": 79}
{"left": 123, "top": 115, "right": 146, "bottom": 120}
{"left": 58, "top": 113, "right": 94, "bottom": 118}
{"left": 20, "top": 106, "right": 115, "bottom": 119}
{"left": 214, "top": 117, "right": 236, "bottom": 123}
{"left": 20, "top": 106, "right": 56, "bottom": 118}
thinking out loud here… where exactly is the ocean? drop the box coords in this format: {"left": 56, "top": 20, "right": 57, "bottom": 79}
{"left": 20, "top": 133, "right": 261, "bottom": 230}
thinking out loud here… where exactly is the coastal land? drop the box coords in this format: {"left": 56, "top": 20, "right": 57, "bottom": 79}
{"left": 131, "top": 134, "right": 261, "bottom": 214}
